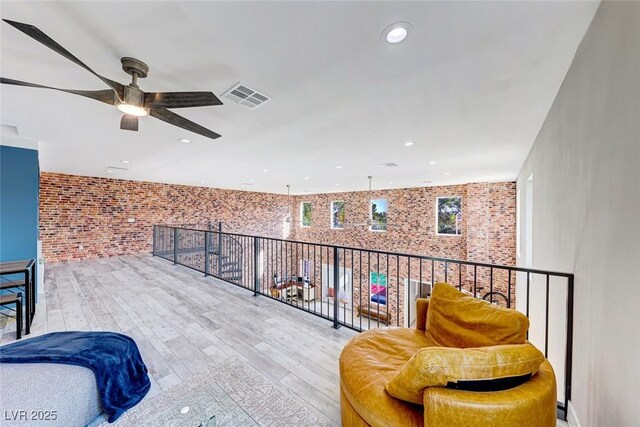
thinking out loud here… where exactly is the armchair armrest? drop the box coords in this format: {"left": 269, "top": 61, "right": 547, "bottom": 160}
{"left": 415, "top": 298, "right": 430, "bottom": 331}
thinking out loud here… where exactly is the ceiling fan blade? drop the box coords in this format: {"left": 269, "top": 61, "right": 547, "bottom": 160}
{"left": 3, "top": 19, "right": 124, "bottom": 101}
{"left": 1, "top": 77, "right": 115, "bottom": 105}
{"left": 144, "top": 91, "right": 222, "bottom": 109}
{"left": 149, "top": 107, "right": 221, "bottom": 140}
{"left": 120, "top": 115, "right": 139, "bottom": 131}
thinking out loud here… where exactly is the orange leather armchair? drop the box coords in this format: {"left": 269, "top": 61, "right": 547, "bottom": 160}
{"left": 339, "top": 289, "right": 557, "bottom": 426}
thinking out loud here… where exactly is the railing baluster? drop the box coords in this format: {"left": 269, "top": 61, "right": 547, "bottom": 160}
{"left": 444, "top": 261, "right": 448, "bottom": 283}
{"left": 431, "top": 259, "right": 435, "bottom": 289}
{"left": 173, "top": 227, "right": 178, "bottom": 264}
{"left": 253, "top": 237, "right": 259, "bottom": 297}
{"left": 386, "top": 253, "right": 389, "bottom": 328}
{"left": 217, "top": 223, "right": 222, "bottom": 277}
{"left": 545, "top": 274, "right": 550, "bottom": 358}
{"left": 152, "top": 225, "right": 157, "bottom": 256}
{"left": 204, "top": 231, "right": 210, "bottom": 276}
{"left": 473, "top": 265, "right": 477, "bottom": 298}
{"left": 565, "top": 275, "right": 575, "bottom": 416}
{"left": 489, "top": 267, "right": 494, "bottom": 299}
{"left": 507, "top": 269, "right": 512, "bottom": 308}
{"left": 333, "top": 246, "right": 340, "bottom": 329}
{"left": 419, "top": 258, "right": 423, "bottom": 298}
{"left": 359, "top": 250, "right": 363, "bottom": 331}
{"left": 406, "top": 257, "right": 410, "bottom": 328}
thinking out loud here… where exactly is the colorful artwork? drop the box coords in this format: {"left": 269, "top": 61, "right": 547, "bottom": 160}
{"left": 437, "top": 196, "right": 462, "bottom": 235}
{"left": 331, "top": 201, "right": 345, "bottom": 229}
{"left": 370, "top": 272, "right": 387, "bottom": 304}
{"left": 300, "top": 202, "right": 312, "bottom": 227}
{"left": 370, "top": 199, "right": 388, "bottom": 231}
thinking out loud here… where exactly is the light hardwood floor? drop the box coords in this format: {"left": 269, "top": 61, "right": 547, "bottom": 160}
{"left": 0, "top": 254, "right": 569, "bottom": 426}
{"left": 0, "top": 254, "right": 358, "bottom": 426}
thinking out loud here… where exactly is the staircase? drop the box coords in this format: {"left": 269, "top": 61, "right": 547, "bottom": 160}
{"left": 209, "top": 234, "right": 243, "bottom": 284}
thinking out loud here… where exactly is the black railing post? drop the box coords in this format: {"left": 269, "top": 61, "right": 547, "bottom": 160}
{"left": 333, "top": 246, "right": 341, "bottom": 329}
{"left": 152, "top": 225, "right": 157, "bottom": 256}
{"left": 204, "top": 231, "right": 211, "bottom": 277}
{"left": 254, "top": 237, "right": 260, "bottom": 297}
{"left": 173, "top": 227, "right": 178, "bottom": 264}
{"left": 217, "top": 223, "right": 223, "bottom": 277}
{"left": 564, "top": 274, "right": 574, "bottom": 418}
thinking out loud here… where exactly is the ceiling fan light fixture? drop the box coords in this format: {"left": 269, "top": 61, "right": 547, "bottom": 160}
{"left": 117, "top": 103, "right": 148, "bottom": 117}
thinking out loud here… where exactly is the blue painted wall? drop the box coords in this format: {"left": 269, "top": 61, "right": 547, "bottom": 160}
{"left": 0, "top": 145, "right": 39, "bottom": 264}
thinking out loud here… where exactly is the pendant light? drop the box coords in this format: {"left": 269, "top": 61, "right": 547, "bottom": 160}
{"left": 285, "top": 184, "right": 292, "bottom": 223}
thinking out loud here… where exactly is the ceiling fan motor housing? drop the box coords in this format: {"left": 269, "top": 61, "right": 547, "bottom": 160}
{"left": 123, "top": 85, "right": 145, "bottom": 108}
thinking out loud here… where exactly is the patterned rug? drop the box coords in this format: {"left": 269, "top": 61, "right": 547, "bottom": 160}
{"left": 107, "top": 357, "right": 330, "bottom": 427}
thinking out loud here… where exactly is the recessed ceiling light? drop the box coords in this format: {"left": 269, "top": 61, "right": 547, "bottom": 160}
{"left": 178, "top": 138, "right": 191, "bottom": 143}
{"left": 429, "top": 161, "right": 437, "bottom": 165}
{"left": 304, "top": 177, "right": 310, "bottom": 180}
{"left": 335, "top": 183, "right": 340, "bottom": 186}
{"left": 444, "top": 172, "right": 450, "bottom": 176}
{"left": 120, "top": 160, "right": 131, "bottom": 164}
{"left": 389, "top": 181, "right": 394, "bottom": 184}
{"left": 200, "top": 181, "right": 205, "bottom": 184}
{"left": 262, "top": 169, "right": 269, "bottom": 172}
{"left": 382, "top": 22, "right": 413, "bottom": 44}
{"left": 250, "top": 179, "right": 255, "bottom": 182}
{"left": 336, "top": 166, "right": 343, "bottom": 169}
{"left": 106, "top": 169, "right": 113, "bottom": 173}
{"left": 404, "top": 141, "right": 414, "bottom": 146}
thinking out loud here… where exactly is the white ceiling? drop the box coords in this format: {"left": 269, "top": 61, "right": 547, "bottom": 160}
{"left": 0, "top": 1, "right": 599, "bottom": 194}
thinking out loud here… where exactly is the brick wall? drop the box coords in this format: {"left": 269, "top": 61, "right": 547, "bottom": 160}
{"left": 39, "top": 173, "right": 290, "bottom": 262}
{"left": 39, "top": 173, "right": 515, "bottom": 269}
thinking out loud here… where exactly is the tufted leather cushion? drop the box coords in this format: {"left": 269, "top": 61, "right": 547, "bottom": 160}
{"left": 425, "top": 283, "right": 529, "bottom": 348}
{"left": 339, "top": 328, "right": 434, "bottom": 426}
{"left": 385, "top": 343, "right": 545, "bottom": 404}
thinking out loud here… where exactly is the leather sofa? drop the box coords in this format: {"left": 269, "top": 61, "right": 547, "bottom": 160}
{"left": 339, "top": 283, "right": 557, "bottom": 426}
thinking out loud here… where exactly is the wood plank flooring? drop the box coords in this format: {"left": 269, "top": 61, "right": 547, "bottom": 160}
{"left": 0, "top": 253, "right": 569, "bottom": 427}
{"left": 0, "top": 254, "right": 358, "bottom": 426}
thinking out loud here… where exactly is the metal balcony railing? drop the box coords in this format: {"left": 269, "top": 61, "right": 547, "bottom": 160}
{"left": 152, "top": 224, "right": 574, "bottom": 420}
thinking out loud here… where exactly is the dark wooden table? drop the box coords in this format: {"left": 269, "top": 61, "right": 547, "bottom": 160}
{"left": 0, "top": 259, "right": 36, "bottom": 335}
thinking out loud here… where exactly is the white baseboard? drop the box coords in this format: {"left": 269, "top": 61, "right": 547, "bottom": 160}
{"left": 567, "top": 401, "right": 582, "bottom": 427}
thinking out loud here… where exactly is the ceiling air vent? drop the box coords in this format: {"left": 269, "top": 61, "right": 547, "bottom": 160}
{"left": 106, "top": 166, "right": 129, "bottom": 171}
{"left": 379, "top": 162, "right": 399, "bottom": 168}
{"left": 223, "top": 83, "right": 270, "bottom": 110}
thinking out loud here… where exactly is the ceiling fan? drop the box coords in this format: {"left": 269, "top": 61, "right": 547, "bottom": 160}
{"left": 1, "top": 19, "right": 223, "bottom": 140}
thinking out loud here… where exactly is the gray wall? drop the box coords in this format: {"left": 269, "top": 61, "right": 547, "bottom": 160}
{"left": 516, "top": 2, "right": 640, "bottom": 426}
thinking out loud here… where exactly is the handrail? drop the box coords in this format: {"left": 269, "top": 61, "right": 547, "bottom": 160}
{"left": 154, "top": 224, "right": 572, "bottom": 278}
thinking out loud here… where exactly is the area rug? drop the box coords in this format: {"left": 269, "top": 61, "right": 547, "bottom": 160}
{"left": 106, "top": 357, "right": 331, "bottom": 427}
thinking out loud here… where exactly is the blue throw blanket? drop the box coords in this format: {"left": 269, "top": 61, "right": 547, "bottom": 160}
{"left": 0, "top": 331, "right": 150, "bottom": 422}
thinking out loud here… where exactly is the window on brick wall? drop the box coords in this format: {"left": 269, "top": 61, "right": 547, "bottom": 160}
{"left": 300, "top": 202, "right": 312, "bottom": 227}
{"left": 331, "top": 201, "right": 345, "bottom": 229}
{"left": 369, "top": 199, "right": 388, "bottom": 232}
{"left": 436, "top": 196, "right": 462, "bottom": 235}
